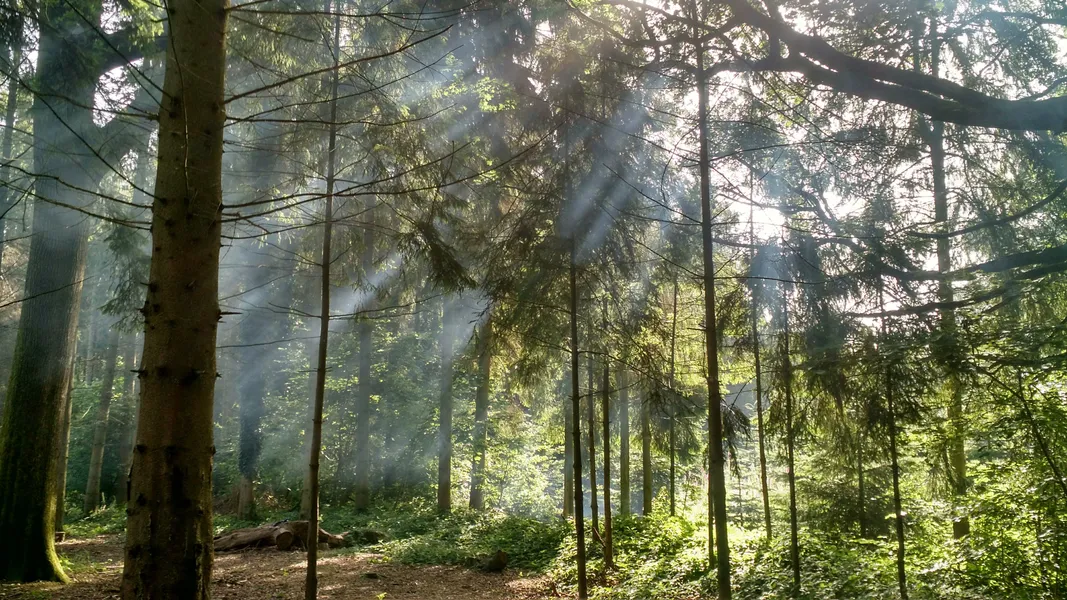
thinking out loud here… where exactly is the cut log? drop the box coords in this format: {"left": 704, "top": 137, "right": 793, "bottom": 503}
{"left": 213, "top": 520, "right": 348, "bottom": 552}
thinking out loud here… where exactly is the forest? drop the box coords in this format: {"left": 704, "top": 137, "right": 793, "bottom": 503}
{"left": 0, "top": 0, "right": 1066, "bottom": 598}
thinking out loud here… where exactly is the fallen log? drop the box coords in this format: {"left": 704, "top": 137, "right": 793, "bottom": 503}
{"left": 213, "top": 520, "right": 348, "bottom": 552}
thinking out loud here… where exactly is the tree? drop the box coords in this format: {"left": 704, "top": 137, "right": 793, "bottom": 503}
{"left": 84, "top": 326, "right": 121, "bottom": 514}
{"left": 305, "top": 4, "right": 340, "bottom": 598}
{"left": 120, "top": 0, "right": 227, "bottom": 595}
{"left": 437, "top": 297, "right": 456, "bottom": 512}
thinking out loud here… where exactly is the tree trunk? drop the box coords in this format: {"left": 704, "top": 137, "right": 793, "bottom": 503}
{"left": 215, "top": 521, "right": 347, "bottom": 552}
{"left": 236, "top": 257, "right": 276, "bottom": 521}
{"left": 749, "top": 214, "right": 772, "bottom": 540}
{"left": 85, "top": 327, "right": 121, "bottom": 514}
{"left": 879, "top": 288, "right": 904, "bottom": 593}
{"left": 601, "top": 343, "right": 613, "bottom": 569}
{"left": 569, "top": 236, "right": 588, "bottom": 599}
{"left": 782, "top": 296, "right": 801, "bottom": 593}
{"left": 0, "top": 9, "right": 102, "bottom": 578}
{"left": 115, "top": 337, "right": 140, "bottom": 506}
{"left": 587, "top": 352, "right": 598, "bottom": 535}
{"left": 469, "top": 318, "right": 492, "bottom": 510}
{"left": 641, "top": 393, "right": 652, "bottom": 516}
{"left": 352, "top": 196, "right": 376, "bottom": 511}
{"left": 564, "top": 370, "right": 574, "bottom": 518}
{"left": 306, "top": 9, "right": 339, "bottom": 597}
{"left": 618, "top": 368, "right": 630, "bottom": 516}
{"left": 437, "top": 298, "right": 455, "bottom": 512}
{"left": 0, "top": 44, "right": 19, "bottom": 277}
{"left": 669, "top": 277, "right": 677, "bottom": 516}
{"left": 695, "top": 33, "right": 730, "bottom": 596}
{"left": 120, "top": 0, "right": 227, "bottom": 596}
{"left": 857, "top": 432, "right": 867, "bottom": 538}
{"left": 54, "top": 355, "right": 76, "bottom": 540}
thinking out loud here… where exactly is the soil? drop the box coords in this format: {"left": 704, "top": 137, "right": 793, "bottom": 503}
{"left": 0, "top": 535, "right": 555, "bottom": 599}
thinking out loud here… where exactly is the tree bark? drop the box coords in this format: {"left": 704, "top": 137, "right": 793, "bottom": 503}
{"left": 437, "top": 297, "right": 455, "bottom": 512}
{"left": 120, "top": 0, "right": 227, "bottom": 596}
{"left": 618, "top": 368, "right": 630, "bottom": 516}
{"left": 469, "top": 318, "right": 492, "bottom": 510}
{"left": 85, "top": 326, "right": 121, "bottom": 514}
{"left": 695, "top": 30, "right": 730, "bottom": 596}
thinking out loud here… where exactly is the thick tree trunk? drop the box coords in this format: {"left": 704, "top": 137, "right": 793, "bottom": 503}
{"left": 437, "top": 298, "right": 455, "bottom": 512}
{"left": 120, "top": 0, "right": 227, "bottom": 596}
{"left": 306, "top": 10, "right": 339, "bottom": 598}
{"left": 601, "top": 347, "right": 613, "bottom": 569}
{"left": 618, "top": 368, "right": 630, "bottom": 516}
{"left": 641, "top": 394, "right": 652, "bottom": 516}
{"left": 85, "top": 327, "right": 121, "bottom": 514}
{"left": 352, "top": 196, "right": 376, "bottom": 511}
{"left": 469, "top": 318, "right": 492, "bottom": 510}
{"left": 782, "top": 298, "right": 801, "bottom": 593}
{"left": 0, "top": 6, "right": 103, "bottom": 578}
{"left": 696, "top": 34, "right": 730, "bottom": 596}
{"left": 54, "top": 356, "right": 76, "bottom": 540}
{"left": 587, "top": 353, "right": 598, "bottom": 535}
{"left": 569, "top": 237, "right": 588, "bottom": 599}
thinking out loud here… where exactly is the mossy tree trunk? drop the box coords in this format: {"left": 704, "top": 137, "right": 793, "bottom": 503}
{"left": 85, "top": 326, "right": 121, "bottom": 514}
{"left": 120, "top": 0, "right": 227, "bottom": 595}
{"left": 0, "top": 0, "right": 108, "bottom": 579}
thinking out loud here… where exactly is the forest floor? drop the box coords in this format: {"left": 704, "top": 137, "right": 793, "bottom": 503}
{"left": 0, "top": 535, "right": 554, "bottom": 600}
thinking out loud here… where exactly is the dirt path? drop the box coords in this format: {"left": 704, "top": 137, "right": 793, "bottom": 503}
{"left": 0, "top": 536, "right": 554, "bottom": 599}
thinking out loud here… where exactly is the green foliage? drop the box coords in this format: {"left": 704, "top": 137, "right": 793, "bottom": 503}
{"left": 369, "top": 502, "right": 566, "bottom": 571}
{"left": 64, "top": 505, "right": 127, "bottom": 537}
